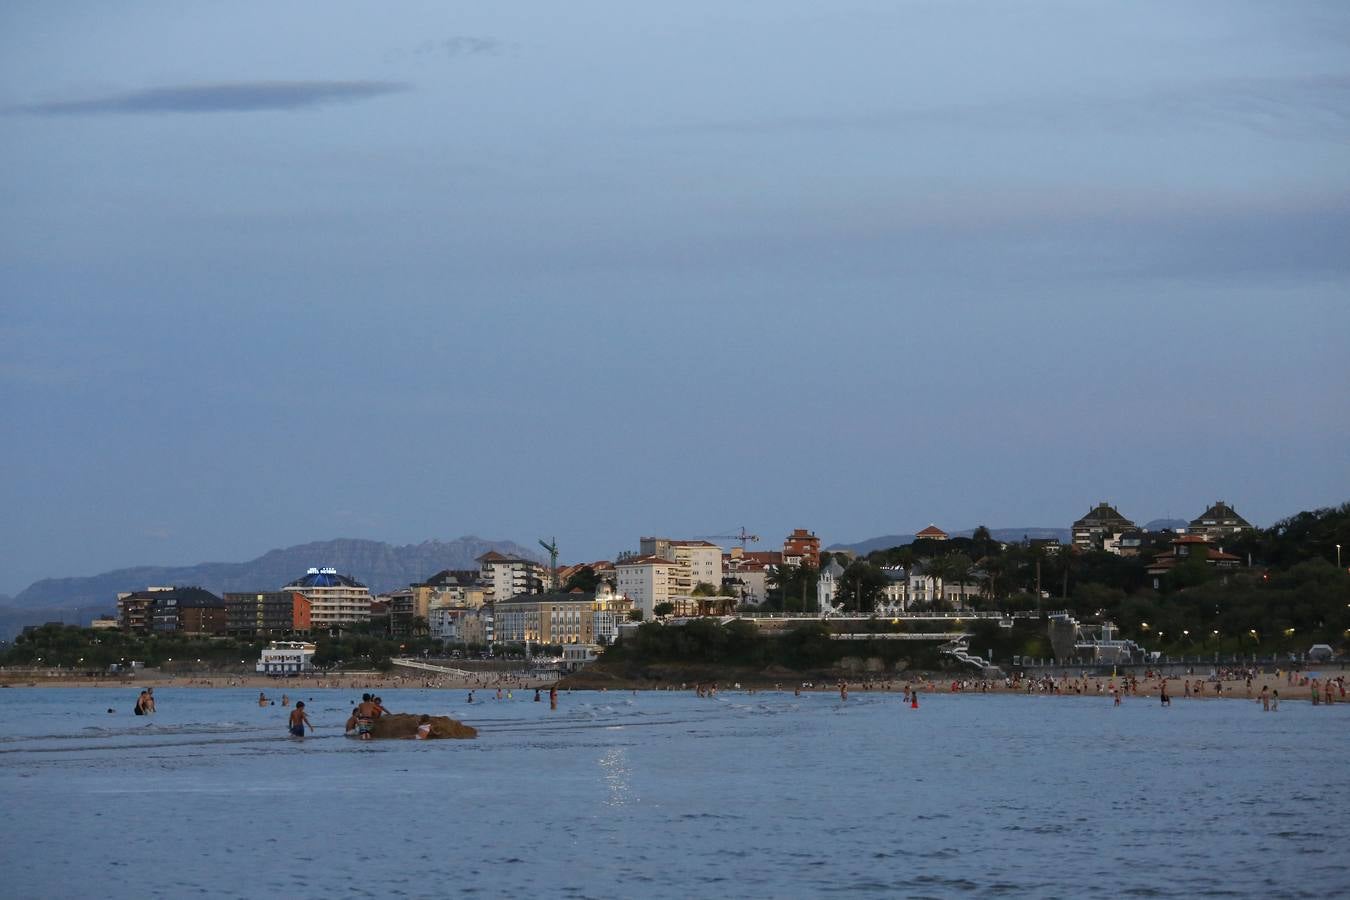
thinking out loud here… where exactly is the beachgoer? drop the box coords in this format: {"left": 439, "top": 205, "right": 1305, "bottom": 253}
{"left": 910, "top": 690, "right": 919, "bottom": 709}
{"left": 134, "top": 689, "right": 150, "bottom": 715}
{"left": 144, "top": 688, "right": 155, "bottom": 713}
{"left": 345, "top": 707, "right": 359, "bottom": 734}
{"left": 281, "top": 694, "right": 290, "bottom": 707}
{"left": 288, "top": 702, "right": 311, "bottom": 737}
{"left": 840, "top": 681, "right": 848, "bottom": 702}
{"left": 1270, "top": 690, "right": 1279, "bottom": 711}
{"left": 415, "top": 715, "right": 432, "bottom": 740}
{"left": 258, "top": 692, "right": 268, "bottom": 707}
{"left": 355, "top": 694, "right": 379, "bottom": 739}
{"left": 1260, "top": 685, "right": 1270, "bottom": 711}
{"left": 534, "top": 689, "right": 541, "bottom": 702}
{"left": 549, "top": 685, "right": 558, "bottom": 710}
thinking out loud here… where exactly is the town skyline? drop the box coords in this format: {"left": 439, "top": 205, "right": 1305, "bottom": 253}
{"left": 0, "top": 494, "right": 1305, "bottom": 600}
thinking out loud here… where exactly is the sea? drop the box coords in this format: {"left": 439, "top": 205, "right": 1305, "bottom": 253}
{"left": 0, "top": 685, "right": 1345, "bottom": 899}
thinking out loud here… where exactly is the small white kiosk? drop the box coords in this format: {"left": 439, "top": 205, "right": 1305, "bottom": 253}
{"left": 256, "top": 641, "right": 316, "bottom": 675}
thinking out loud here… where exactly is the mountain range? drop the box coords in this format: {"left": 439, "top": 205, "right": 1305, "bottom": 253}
{"left": 0, "top": 537, "right": 540, "bottom": 639}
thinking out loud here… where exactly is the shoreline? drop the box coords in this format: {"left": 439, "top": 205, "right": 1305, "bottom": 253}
{"left": 3, "top": 670, "right": 1344, "bottom": 704}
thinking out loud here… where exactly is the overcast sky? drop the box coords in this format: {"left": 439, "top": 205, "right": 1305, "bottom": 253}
{"left": 2, "top": 1, "right": 1347, "bottom": 593}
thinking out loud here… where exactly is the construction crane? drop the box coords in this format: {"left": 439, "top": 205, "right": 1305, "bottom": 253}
{"left": 697, "top": 527, "right": 760, "bottom": 550}
{"left": 538, "top": 537, "right": 559, "bottom": 590}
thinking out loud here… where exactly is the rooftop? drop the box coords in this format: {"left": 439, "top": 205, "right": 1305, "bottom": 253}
{"left": 285, "top": 567, "right": 367, "bottom": 589}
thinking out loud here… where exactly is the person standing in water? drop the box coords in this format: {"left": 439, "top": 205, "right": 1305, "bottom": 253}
{"left": 910, "top": 689, "right": 919, "bottom": 709}
{"left": 288, "top": 701, "right": 312, "bottom": 738}
{"left": 549, "top": 685, "right": 558, "bottom": 710}
{"left": 839, "top": 680, "right": 848, "bottom": 702}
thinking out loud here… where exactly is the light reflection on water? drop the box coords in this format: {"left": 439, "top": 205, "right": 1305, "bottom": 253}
{"left": 0, "top": 686, "right": 1346, "bottom": 899}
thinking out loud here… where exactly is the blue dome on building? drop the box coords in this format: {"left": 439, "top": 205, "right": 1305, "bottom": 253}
{"left": 286, "top": 567, "right": 366, "bottom": 589}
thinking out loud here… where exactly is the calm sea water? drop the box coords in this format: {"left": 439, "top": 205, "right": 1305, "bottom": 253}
{"left": 0, "top": 686, "right": 1344, "bottom": 899}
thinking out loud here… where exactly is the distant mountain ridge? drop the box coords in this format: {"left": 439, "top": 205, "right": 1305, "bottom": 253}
{"left": 5, "top": 537, "right": 542, "bottom": 611}
{"left": 829, "top": 527, "right": 1071, "bottom": 557}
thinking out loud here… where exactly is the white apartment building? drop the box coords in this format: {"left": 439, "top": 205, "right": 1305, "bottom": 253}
{"left": 615, "top": 554, "right": 678, "bottom": 619}
{"left": 283, "top": 567, "right": 372, "bottom": 628}
{"left": 476, "top": 551, "right": 544, "bottom": 601}
{"left": 639, "top": 537, "right": 723, "bottom": 596}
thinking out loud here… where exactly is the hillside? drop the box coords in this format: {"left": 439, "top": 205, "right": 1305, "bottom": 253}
{"left": 829, "top": 527, "right": 1071, "bottom": 557}
{"left": 5, "top": 537, "right": 541, "bottom": 610}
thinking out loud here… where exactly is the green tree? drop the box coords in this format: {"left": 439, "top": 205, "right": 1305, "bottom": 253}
{"left": 563, "top": 566, "right": 601, "bottom": 593}
{"left": 834, "top": 561, "right": 888, "bottom": 613}
{"left": 653, "top": 602, "right": 675, "bottom": 617}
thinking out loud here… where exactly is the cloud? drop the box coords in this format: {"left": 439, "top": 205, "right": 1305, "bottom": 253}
{"left": 12, "top": 81, "right": 410, "bottom": 116}
{"left": 384, "top": 35, "right": 504, "bottom": 63}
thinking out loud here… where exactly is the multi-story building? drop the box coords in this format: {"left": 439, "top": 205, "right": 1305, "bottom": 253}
{"left": 783, "top": 529, "right": 821, "bottom": 569}
{"left": 494, "top": 591, "right": 607, "bottom": 645}
{"left": 412, "top": 569, "right": 486, "bottom": 615}
{"left": 476, "top": 552, "right": 545, "bottom": 601}
{"left": 1071, "top": 503, "right": 1136, "bottom": 551}
{"left": 429, "top": 605, "right": 482, "bottom": 645}
{"left": 283, "top": 567, "right": 372, "bottom": 630}
{"left": 386, "top": 588, "right": 417, "bottom": 638}
{"left": 117, "top": 587, "right": 170, "bottom": 634}
{"left": 119, "top": 586, "right": 225, "bottom": 635}
{"left": 1187, "top": 500, "right": 1253, "bottom": 539}
{"left": 640, "top": 538, "right": 724, "bottom": 596}
{"left": 615, "top": 555, "right": 678, "bottom": 619}
{"left": 225, "top": 591, "right": 312, "bottom": 638}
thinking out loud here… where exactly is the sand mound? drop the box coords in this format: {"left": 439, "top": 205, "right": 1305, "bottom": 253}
{"left": 368, "top": 713, "right": 477, "bottom": 739}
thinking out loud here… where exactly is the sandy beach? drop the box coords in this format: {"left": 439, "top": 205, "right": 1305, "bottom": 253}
{"left": 4, "top": 667, "right": 1344, "bottom": 705}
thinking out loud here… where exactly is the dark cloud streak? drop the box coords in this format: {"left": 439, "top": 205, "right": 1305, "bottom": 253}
{"left": 13, "top": 81, "right": 409, "bottom": 116}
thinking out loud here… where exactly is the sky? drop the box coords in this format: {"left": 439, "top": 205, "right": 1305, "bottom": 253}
{"left": 1, "top": 1, "right": 1348, "bottom": 594}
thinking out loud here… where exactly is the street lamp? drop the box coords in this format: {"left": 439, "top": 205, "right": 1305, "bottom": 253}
{"left": 1337, "top": 544, "right": 1342, "bottom": 569}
